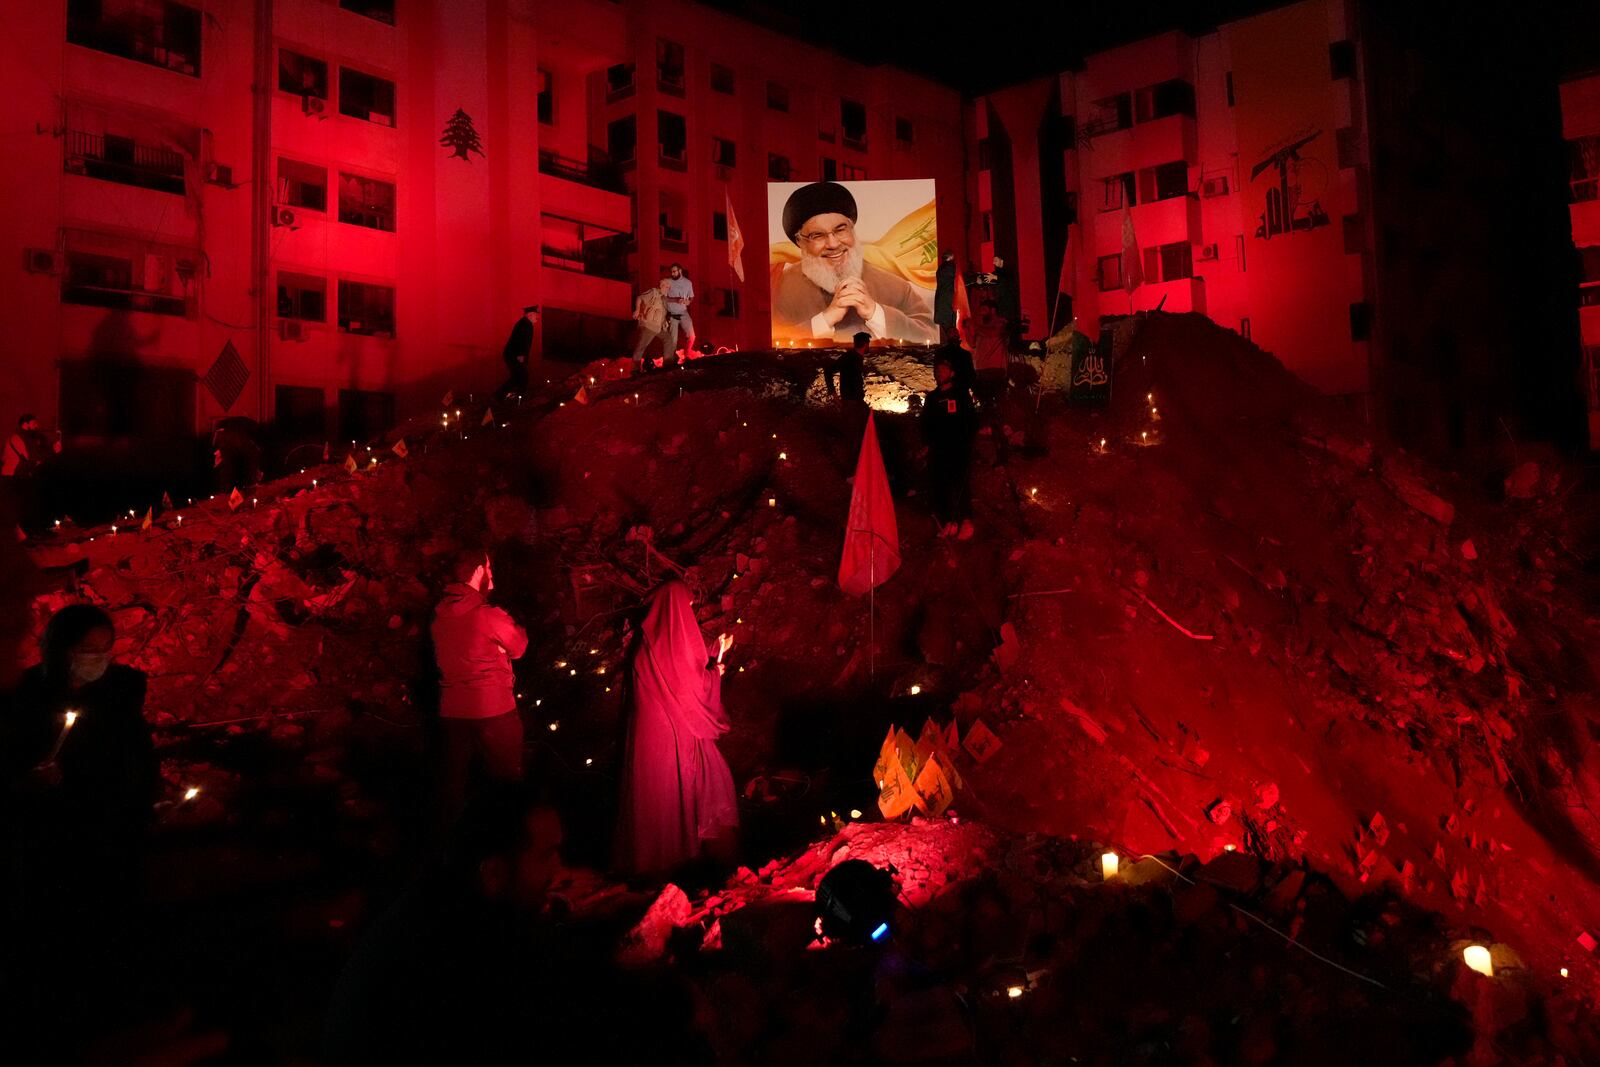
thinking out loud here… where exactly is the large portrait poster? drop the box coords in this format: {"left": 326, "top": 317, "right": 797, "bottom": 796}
{"left": 767, "top": 179, "right": 939, "bottom": 346}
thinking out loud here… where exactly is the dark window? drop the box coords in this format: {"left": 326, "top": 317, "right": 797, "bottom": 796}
{"left": 659, "top": 214, "right": 687, "bottom": 252}
{"left": 766, "top": 82, "right": 789, "bottom": 112}
{"left": 1135, "top": 79, "right": 1196, "bottom": 123}
{"left": 339, "top": 67, "right": 396, "bottom": 126}
{"left": 63, "top": 245, "right": 192, "bottom": 316}
{"left": 841, "top": 98, "right": 867, "bottom": 149}
{"left": 768, "top": 153, "right": 791, "bottom": 181}
{"left": 1139, "top": 160, "right": 1188, "bottom": 202}
{"left": 981, "top": 211, "right": 992, "bottom": 243}
{"left": 1097, "top": 254, "right": 1122, "bottom": 292}
{"left": 657, "top": 110, "right": 687, "bottom": 167}
{"left": 1349, "top": 301, "right": 1371, "bottom": 342}
{"left": 339, "top": 0, "right": 394, "bottom": 25}
{"left": 1088, "top": 93, "right": 1132, "bottom": 135}
{"left": 65, "top": 130, "right": 186, "bottom": 195}
{"left": 276, "top": 271, "right": 326, "bottom": 321}
{"left": 608, "top": 116, "right": 636, "bottom": 165}
{"left": 1101, "top": 172, "right": 1135, "bottom": 211}
{"left": 606, "top": 63, "right": 635, "bottom": 99}
{"left": 338, "top": 280, "right": 396, "bottom": 336}
{"left": 274, "top": 385, "right": 326, "bottom": 445}
{"left": 277, "top": 158, "right": 326, "bottom": 212}
{"left": 717, "top": 288, "right": 740, "bottom": 317}
{"left": 1581, "top": 286, "right": 1600, "bottom": 308}
{"left": 712, "top": 136, "right": 736, "bottom": 167}
{"left": 711, "top": 63, "right": 735, "bottom": 95}
{"left": 537, "top": 69, "right": 554, "bottom": 125}
{"left": 1225, "top": 71, "right": 1234, "bottom": 107}
{"left": 1157, "top": 241, "right": 1192, "bottom": 281}
{"left": 657, "top": 38, "right": 685, "bottom": 94}
{"left": 841, "top": 163, "right": 866, "bottom": 181}
{"left": 820, "top": 157, "right": 837, "bottom": 181}
{"left": 1579, "top": 246, "right": 1600, "bottom": 285}
{"left": 1330, "top": 40, "right": 1356, "bottom": 80}
{"left": 279, "top": 50, "right": 328, "bottom": 98}
{"left": 1343, "top": 213, "right": 1366, "bottom": 254}
{"left": 67, "top": 0, "right": 202, "bottom": 77}
{"left": 895, "top": 116, "right": 914, "bottom": 144}
{"left": 338, "top": 172, "right": 396, "bottom": 232}
{"left": 338, "top": 388, "right": 394, "bottom": 442}
{"left": 1569, "top": 135, "right": 1600, "bottom": 202}
{"left": 712, "top": 211, "right": 728, "bottom": 241}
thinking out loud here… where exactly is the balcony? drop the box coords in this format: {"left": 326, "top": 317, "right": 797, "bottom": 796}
{"left": 67, "top": 0, "right": 202, "bottom": 77}
{"left": 539, "top": 151, "right": 630, "bottom": 234}
{"left": 65, "top": 131, "right": 186, "bottom": 195}
{"left": 540, "top": 264, "right": 631, "bottom": 320}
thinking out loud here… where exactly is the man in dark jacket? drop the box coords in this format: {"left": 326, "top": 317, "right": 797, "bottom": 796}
{"left": 430, "top": 549, "right": 529, "bottom": 823}
{"left": 498, "top": 306, "right": 539, "bottom": 399}
{"left": 933, "top": 251, "right": 958, "bottom": 343}
{"left": 921, "top": 351, "right": 978, "bottom": 540}
{"left": 824, "top": 331, "right": 869, "bottom": 406}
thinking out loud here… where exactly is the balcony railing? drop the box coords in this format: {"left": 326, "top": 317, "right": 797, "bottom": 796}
{"left": 660, "top": 225, "right": 688, "bottom": 253}
{"left": 1573, "top": 178, "right": 1599, "bottom": 204}
{"left": 540, "top": 239, "right": 630, "bottom": 282}
{"left": 67, "top": 3, "right": 201, "bottom": 77}
{"left": 538, "top": 149, "right": 626, "bottom": 194}
{"left": 65, "top": 131, "right": 186, "bottom": 195}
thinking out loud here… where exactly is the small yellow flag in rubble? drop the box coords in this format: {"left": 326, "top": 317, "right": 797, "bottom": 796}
{"left": 392, "top": 438, "right": 409, "bottom": 458}
{"left": 574, "top": 385, "right": 590, "bottom": 406}
{"left": 227, "top": 488, "right": 244, "bottom": 511}
{"left": 442, "top": 389, "right": 454, "bottom": 407}
{"left": 344, "top": 454, "right": 358, "bottom": 474}
{"left": 481, "top": 407, "right": 494, "bottom": 427}
{"left": 141, "top": 507, "right": 153, "bottom": 531}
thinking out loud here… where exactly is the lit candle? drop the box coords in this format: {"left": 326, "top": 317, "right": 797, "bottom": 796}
{"left": 45, "top": 709, "right": 79, "bottom": 763}
{"left": 1560, "top": 967, "right": 1569, "bottom": 978}
{"left": 111, "top": 524, "right": 117, "bottom": 536}
{"left": 909, "top": 685, "right": 922, "bottom": 696}
{"left": 1463, "top": 945, "right": 1493, "bottom": 977}
{"left": 1007, "top": 986, "right": 1024, "bottom": 999}
{"left": 183, "top": 786, "right": 200, "bottom": 803}
{"left": 767, "top": 497, "right": 776, "bottom": 508}
{"left": 849, "top": 809, "right": 862, "bottom": 819}
{"left": 779, "top": 452, "right": 787, "bottom": 460}
{"left": 1101, "top": 852, "right": 1120, "bottom": 879}
{"left": 1030, "top": 487, "right": 1038, "bottom": 498}
{"left": 585, "top": 758, "right": 593, "bottom": 766}
{"left": 548, "top": 722, "right": 560, "bottom": 732}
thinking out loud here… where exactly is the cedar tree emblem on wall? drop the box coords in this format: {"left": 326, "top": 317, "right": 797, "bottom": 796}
{"left": 439, "top": 108, "right": 485, "bottom": 161}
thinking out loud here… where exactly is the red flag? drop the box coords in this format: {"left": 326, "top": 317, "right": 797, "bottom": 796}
{"left": 1121, "top": 204, "right": 1143, "bottom": 294}
{"left": 838, "top": 414, "right": 901, "bottom": 596}
{"left": 953, "top": 268, "right": 972, "bottom": 344}
{"left": 1059, "top": 223, "right": 1077, "bottom": 298}
{"left": 725, "top": 190, "right": 745, "bottom": 284}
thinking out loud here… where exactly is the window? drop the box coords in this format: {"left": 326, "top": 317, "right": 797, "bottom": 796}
{"left": 537, "top": 69, "right": 554, "bottom": 126}
{"left": 657, "top": 38, "right": 685, "bottom": 93}
{"left": 275, "top": 385, "right": 326, "bottom": 445}
{"left": 1579, "top": 245, "right": 1600, "bottom": 285}
{"left": 277, "top": 158, "right": 326, "bottom": 211}
{"left": 338, "top": 172, "right": 396, "bottom": 232}
{"left": 1583, "top": 345, "right": 1600, "bottom": 409}
{"left": 657, "top": 110, "right": 687, "bottom": 168}
{"left": 841, "top": 99, "right": 868, "bottom": 149}
{"left": 538, "top": 214, "right": 630, "bottom": 280}
{"left": 895, "top": 116, "right": 915, "bottom": 144}
{"left": 1225, "top": 71, "right": 1235, "bottom": 107}
{"left": 606, "top": 63, "right": 636, "bottom": 99}
{"left": 67, "top": 0, "right": 202, "bottom": 77}
{"left": 61, "top": 232, "right": 195, "bottom": 317}
{"left": 277, "top": 271, "right": 327, "bottom": 321}
{"left": 1134, "top": 80, "right": 1196, "bottom": 123}
{"left": 1582, "top": 286, "right": 1600, "bottom": 308}
{"left": 338, "top": 280, "right": 395, "bottom": 336}
{"left": 1138, "top": 161, "right": 1188, "bottom": 203}
{"left": 659, "top": 190, "right": 687, "bottom": 252}
{"left": 1100, "top": 172, "right": 1135, "bottom": 211}
{"left": 712, "top": 212, "right": 728, "bottom": 241}
{"left": 340, "top": 0, "right": 394, "bottom": 24}
{"left": 1148, "top": 241, "right": 1192, "bottom": 282}
{"left": 1349, "top": 301, "right": 1371, "bottom": 342}
{"left": 717, "top": 288, "right": 740, "bottom": 317}
{"left": 339, "top": 67, "right": 396, "bottom": 126}
{"left": 768, "top": 153, "right": 791, "bottom": 181}
{"left": 65, "top": 130, "right": 186, "bottom": 195}
{"left": 279, "top": 50, "right": 328, "bottom": 98}
{"left": 820, "top": 157, "right": 837, "bottom": 181}
{"left": 841, "top": 163, "right": 866, "bottom": 181}
{"left": 711, "top": 63, "right": 735, "bottom": 95}
{"left": 1096, "top": 254, "right": 1123, "bottom": 292}
{"left": 1570, "top": 135, "right": 1600, "bottom": 203}
{"left": 712, "top": 136, "right": 736, "bottom": 168}
{"left": 338, "top": 388, "right": 394, "bottom": 441}
{"left": 1088, "top": 93, "right": 1132, "bottom": 135}
{"left": 766, "top": 82, "right": 789, "bottom": 112}
{"left": 1329, "top": 40, "right": 1356, "bottom": 80}
{"left": 608, "top": 117, "right": 636, "bottom": 165}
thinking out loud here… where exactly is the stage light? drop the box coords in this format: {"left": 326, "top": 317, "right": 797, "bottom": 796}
{"left": 816, "top": 859, "right": 897, "bottom": 945}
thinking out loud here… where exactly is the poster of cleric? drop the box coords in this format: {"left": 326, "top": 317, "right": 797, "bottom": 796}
{"left": 766, "top": 179, "right": 939, "bottom": 346}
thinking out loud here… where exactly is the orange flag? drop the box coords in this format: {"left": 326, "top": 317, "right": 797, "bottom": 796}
{"left": 953, "top": 268, "right": 972, "bottom": 345}
{"left": 725, "top": 189, "right": 745, "bottom": 284}
{"left": 838, "top": 413, "right": 900, "bottom": 596}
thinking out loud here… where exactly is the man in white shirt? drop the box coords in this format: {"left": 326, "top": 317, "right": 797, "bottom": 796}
{"left": 631, "top": 278, "right": 677, "bottom": 372}
{"left": 663, "top": 263, "right": 695, "bottom": 359}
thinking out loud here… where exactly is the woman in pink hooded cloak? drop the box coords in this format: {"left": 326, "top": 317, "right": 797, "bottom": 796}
{"left": 616, "top": 581, "right": 739, "bottom": 875}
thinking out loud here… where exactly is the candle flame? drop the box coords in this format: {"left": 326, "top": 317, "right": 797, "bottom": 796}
{"left": 64, "top": 710, "right": 78, "bottom": 728}
{"left": 1101, "top": 852, "right": 1120, "bottom": 879}
{"left": 548, "top": 722, "right": 559, "bottom": 731}
{"left": 1463, "top": 945, "right": 1493, "bottom": 977}
{"left": 183, "top": 786, "right": 200, "bottom": 802}
{"left": 909, "top": 685, "right": 922, "bottom": 695}
{"left": 1007, "top": 985, "right": 1024, "bottom": 999}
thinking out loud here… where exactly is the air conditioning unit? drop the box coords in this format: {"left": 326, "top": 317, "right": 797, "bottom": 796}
{"left": 279, "top": 319, "right": 308, "bottom": 342}
{"left": 302, "top": 95, "right": 327, "bottom": 118}
{"left": 270, "top": 205, "right": 297, "bottom": 228}
{"left": 1201, "top": 176, "right": 1230, "bottom": 198}
{"left": 22, "top": 247, "right": 64, "bottom": 274}
{"left": 205, "top": 162, "right": 234, "bottom": 187}
{"left": 1198, "top": 242, "right": 1220, "bottom": 261}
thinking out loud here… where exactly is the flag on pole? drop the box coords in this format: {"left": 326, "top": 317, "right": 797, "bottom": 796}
{"left": 1058, "top": 223, "right": 1077, "bottom": 298}
{"left": 838, "top": 414, "right": 901, "bottom": 596}
{"left": 1121, "top": 204, "right": 1143, "bottom": 294}
{"left": 344, "top": 454, "right": 358, "bottom": 474}
{"left": 481, "top": 407, "right": 494, "bottom": 427}
{"left": 391, "top": 438, "right": 409, "bottom": 458}
{"left": 161, "top": 491, "right": 173, "bottom": 509}
{"left": 725, "top": 190, "right": 745, "bottom": 284}
{"left": 227, "top": 488, "right": 244, "bottom": 510}
{"left": 953, "top": 268, "right": 972, "bottom": 344}
{"left": 141, "top": 507, "right": 153, "bottom": 531}
{"left": 442, "top": 389, "right": 454, "bottom": 407}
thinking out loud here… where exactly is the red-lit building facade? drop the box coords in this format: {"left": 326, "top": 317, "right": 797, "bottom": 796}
{"left": 1563, "top": 71, "right": 1600, "bottom": 448}
{"left": 0, "top": 0, "right": 965, "bottom": 462}
{"left": 970, "top": 0, "right": 1374, "bottom": 398}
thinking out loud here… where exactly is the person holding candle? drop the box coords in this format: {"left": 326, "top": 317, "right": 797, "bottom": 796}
{"left": 616, "top": 580, "right": 739, "bottom": 876}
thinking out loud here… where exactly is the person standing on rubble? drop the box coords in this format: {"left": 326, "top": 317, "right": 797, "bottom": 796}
{"left": 921, "top": 349, "right": 979, "bottom": 540}
{"left": 430, "top": 549, "right": 529, "bottom": 825}
{"left": 631, "top": 277, "right": 677, "bottom": 374}
{"left": 616, "top": 581, "right": 738, "bottom": 876}
{"left": 498, "top": 305, "right": 539, "bottom": 399}
{"left": 663, "top": 263, "right": 695, "bottom": 362}
{"left": 824, "top": 331, "right": 869, "bottom": 407}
